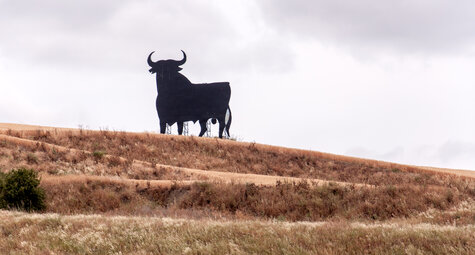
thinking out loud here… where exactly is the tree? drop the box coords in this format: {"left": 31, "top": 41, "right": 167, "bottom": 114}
{"left": 0, "top": 168, "right": 45, "bottom": 211}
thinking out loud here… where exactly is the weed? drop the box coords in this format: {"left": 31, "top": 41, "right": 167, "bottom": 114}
{"left": 26, "top": 152, "right": 39, "bottom": 164}
{"left": 391, "top": 168, "right": 401, "bottom": 173}
{"left": 107, "top": 155, "right": 122, "bottom": 167}
{"left": 93, "top": 150, "right": 106, "bottom": 162}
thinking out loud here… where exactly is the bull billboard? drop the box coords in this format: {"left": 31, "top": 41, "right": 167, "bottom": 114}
{"left": 147, "top": 51, "right": 232, "bottom": 138}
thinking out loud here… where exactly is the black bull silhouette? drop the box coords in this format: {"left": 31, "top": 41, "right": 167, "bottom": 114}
{"left": 147, "top": 51, "right": 232, "bottom": 138}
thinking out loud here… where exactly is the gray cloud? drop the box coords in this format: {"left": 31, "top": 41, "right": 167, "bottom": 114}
{"left": 0, "top": 0, "right": 123, "bottom": 29}
{"left": 345, "top": 146, "right": 405, "bottom": 162}
{"left": 258, "top": 0, "right": 475, "bottom": 55}
{"left": 346, "top": 141, "right": 475, "bottom": 170}
{"left": 436, "top": 141, "right": 475, "bottom": 164}
{"left": 0, "top": 0, "right": 292, "bottom": 74}
{"left": 0, "top": 1, "right": 224, "bottom": 69}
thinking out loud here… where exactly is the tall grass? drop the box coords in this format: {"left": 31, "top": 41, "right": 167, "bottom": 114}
{"left": 39, "top": 178, "right": 474, "bottom": 222}
{"left": 1, "top": 210, "right": 473, "bottom": 255}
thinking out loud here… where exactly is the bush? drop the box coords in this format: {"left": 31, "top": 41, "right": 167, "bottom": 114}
{"left": 93, "top": 150, "right": 106, "bottom": 162}
{"left": 0, "top": 168, "right": 45, "bottom": 212}
{"left": 0, "top": 172, "right": 6, "bottom": 209}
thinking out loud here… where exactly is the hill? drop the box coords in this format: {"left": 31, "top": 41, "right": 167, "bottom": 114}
{"left": 0, "top": 123, "right": 474, "bottom": 254}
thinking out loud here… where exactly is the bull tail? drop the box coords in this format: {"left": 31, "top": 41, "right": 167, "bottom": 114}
{"left": 225, "top": 106, "right": 232, "bottom": 138}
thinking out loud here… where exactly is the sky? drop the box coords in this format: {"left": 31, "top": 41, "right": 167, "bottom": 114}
{"left": 1, "top": 0, "right": 475, "bottom": 170}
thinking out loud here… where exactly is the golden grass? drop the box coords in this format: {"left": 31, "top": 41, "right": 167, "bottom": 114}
{"left": 3, "top": 128, "right": 474, "bottom": 186}
{"left": 1, "top": 210, "right": 474, "bottom": 255}
{"left": 2, "top": 123, "right": 472, "bottom": 177}
{"left": 0, "top": 133, "right": 366, "bottom": 187}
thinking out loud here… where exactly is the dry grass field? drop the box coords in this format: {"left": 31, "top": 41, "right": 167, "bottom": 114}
{"left": 0, "top": 123, "right": 474, "bottom": 254}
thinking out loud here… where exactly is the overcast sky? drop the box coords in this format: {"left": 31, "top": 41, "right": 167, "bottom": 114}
{"left": 1, "top": 0, "right": 475, "bottom": 170}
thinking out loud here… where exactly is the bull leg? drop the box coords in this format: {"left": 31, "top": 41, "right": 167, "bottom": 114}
{"left": 218, "top": 117, "right": 225, "bottom": 138}
{"left": 159, "top": 121, "right": 167, "bottom": 134}
{"left": 198, "top": 120, "right": 207, "bottom": 137}
{"left": 225, "top": 107, "right": 232, "bottom": 138}
{"left": 177, "top": 122, "right": 183, "bottom": 135}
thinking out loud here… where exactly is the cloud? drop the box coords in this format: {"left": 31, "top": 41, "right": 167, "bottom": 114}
{"left": 258, "top": 0, "right": 475, "bottom": 55}
{"left": 436, "top": 141, "right": 475, "bottom": 164}
{"left": 345, "top": 146, "right": 404, "bottom": 162}
{"left": 0, "top": 1, "right": 224, "bottom": 69}
{"left": 346, "top": 141, "right": 475, "bottom": 170}
{"left": 0, "top": 0, "right": 293, "bottom": 75}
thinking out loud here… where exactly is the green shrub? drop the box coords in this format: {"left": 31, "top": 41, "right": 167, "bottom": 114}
{"left": 93, "top": 150, "right": 106, "bottom": 161}
{"left": 0, "top": 172, "right": 6, "bottom": 209}
{"left": 0, "top": 168, "right": 45, "bottom": 212}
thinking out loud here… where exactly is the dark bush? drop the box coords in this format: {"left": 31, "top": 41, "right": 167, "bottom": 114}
{"left": 1, "top": 168, "right": 45, "bottom": 212}
{"left": 0, "top": 172, "right": 6, "bottom": 209}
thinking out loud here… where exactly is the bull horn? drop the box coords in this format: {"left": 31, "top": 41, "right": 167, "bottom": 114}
{"left": 176, "top": 50, "right": 187, "bottom": 66}
{"left": 147, "top": 51, "right": 156, "bottom": 66}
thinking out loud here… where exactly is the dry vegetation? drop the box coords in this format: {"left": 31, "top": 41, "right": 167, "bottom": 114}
{"left": 0, "top": 124, "right": 474, "bottom": 254}
{"left": 0, "top": 128, "right": 473, "bottom": 222}
{"left": 1, "top": 210, "right": 474, "bottom": 255}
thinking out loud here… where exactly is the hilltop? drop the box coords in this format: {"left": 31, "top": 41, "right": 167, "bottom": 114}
{"left": 0, "top": 123, "right": 474, "bottom": 254}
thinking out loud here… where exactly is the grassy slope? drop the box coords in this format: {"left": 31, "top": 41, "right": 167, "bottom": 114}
{"left": 0, "top": 123, "right": 474, "bottom": 254}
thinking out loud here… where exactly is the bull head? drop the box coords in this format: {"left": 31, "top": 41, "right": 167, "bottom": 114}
{"left": 147, "top": 50, "right": 187, "bottom": 76}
